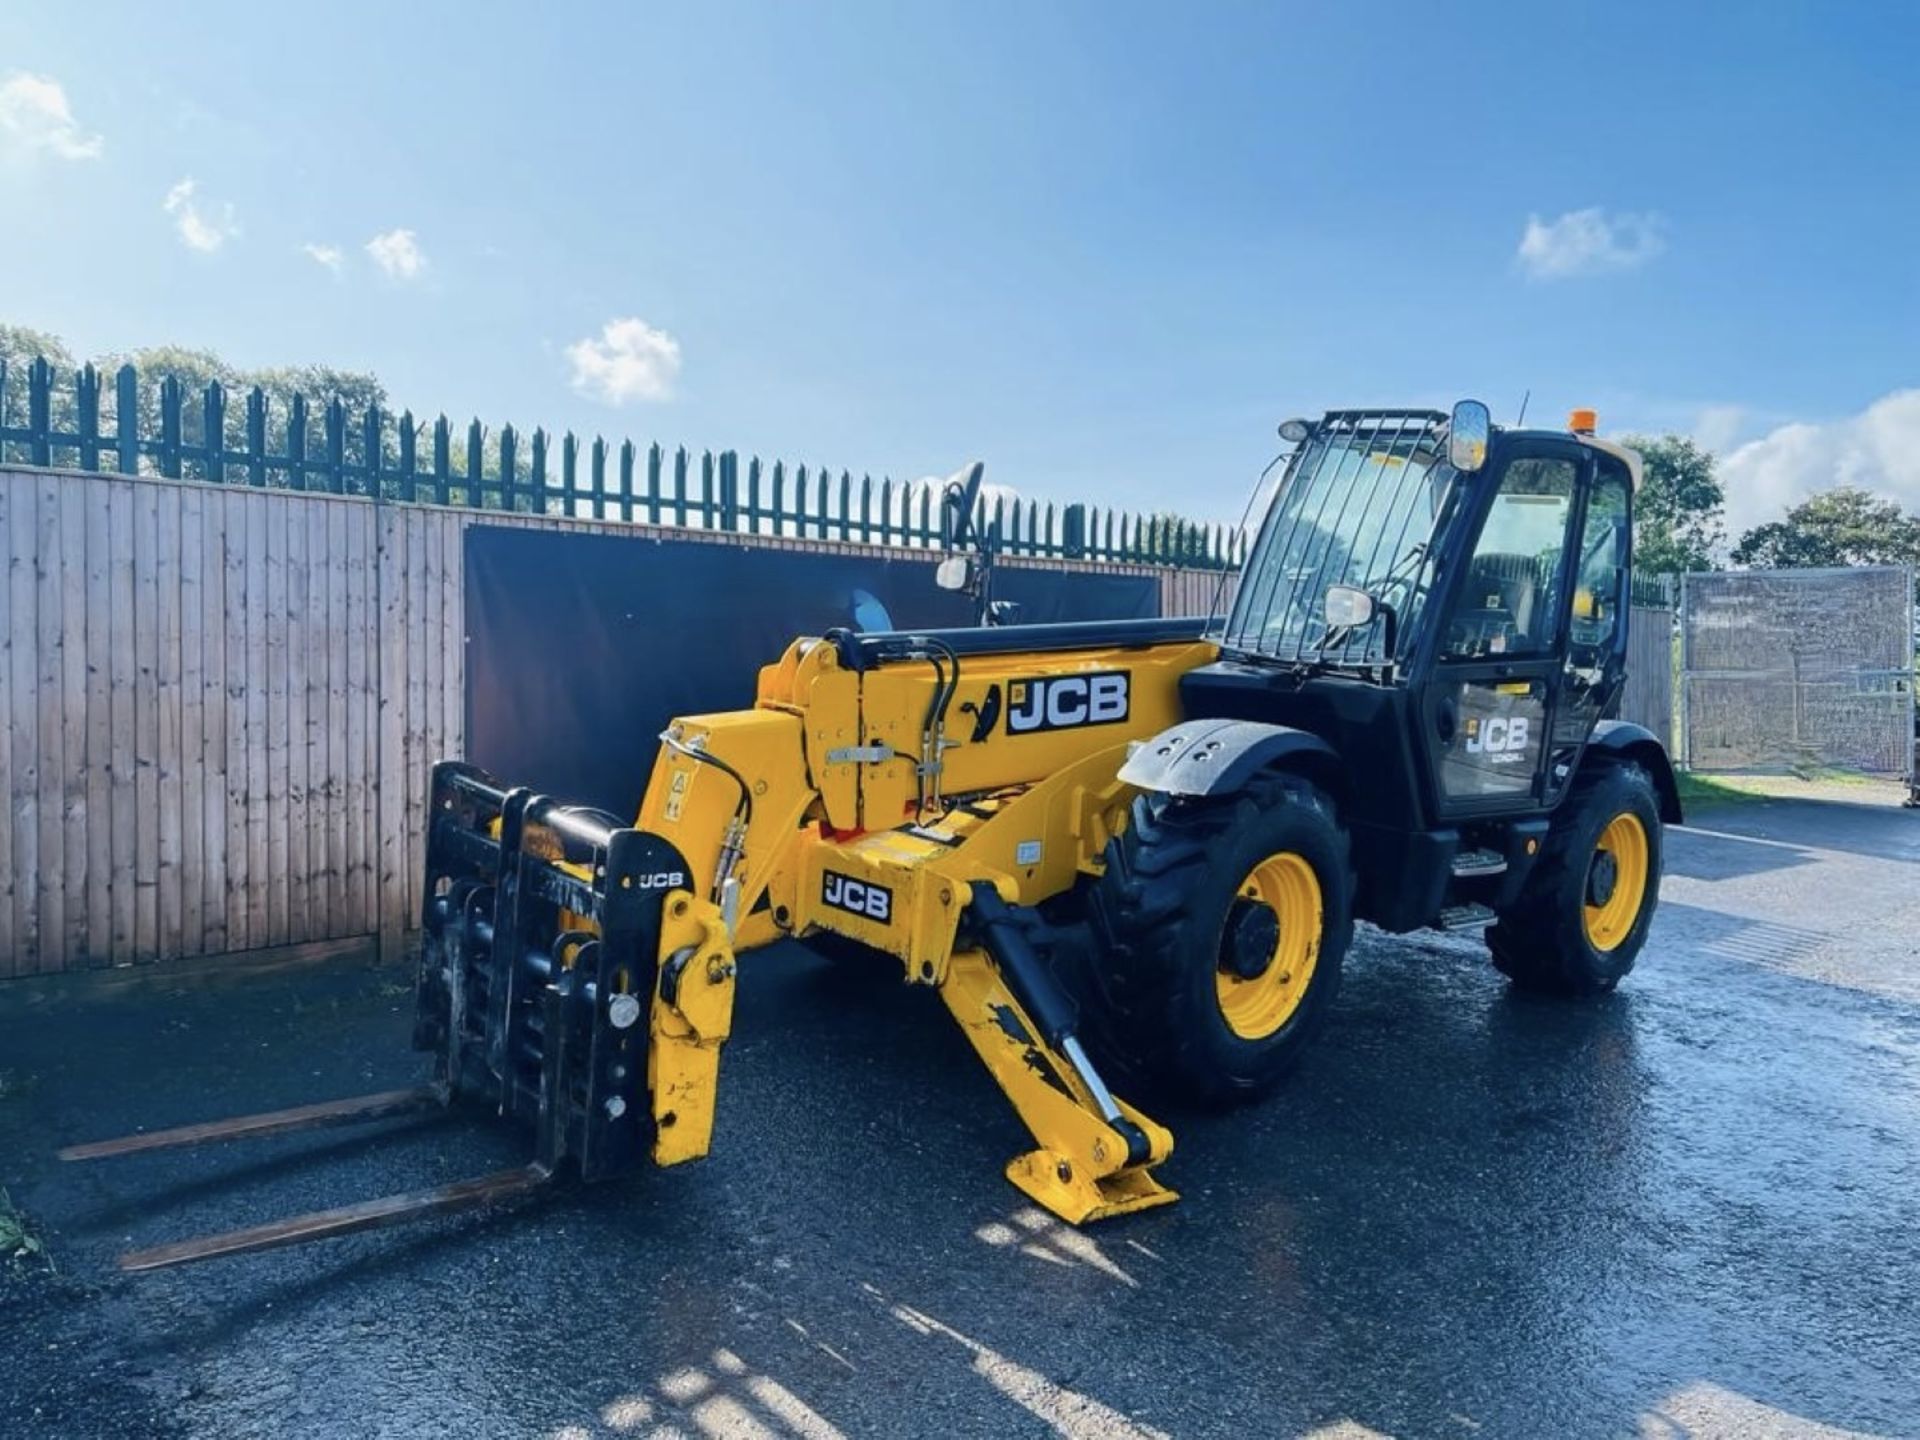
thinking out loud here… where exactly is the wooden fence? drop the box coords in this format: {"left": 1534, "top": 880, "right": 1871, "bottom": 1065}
{"left": 1621, "top": 604, "right": 1676, "bottom": 755}
{"left": 0, "top": 464, "right": 1226, "bottom": 980}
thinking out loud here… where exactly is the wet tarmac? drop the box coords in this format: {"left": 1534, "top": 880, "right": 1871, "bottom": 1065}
{"left": 2, "top": 790, "right": 1917, "bottom": 1439}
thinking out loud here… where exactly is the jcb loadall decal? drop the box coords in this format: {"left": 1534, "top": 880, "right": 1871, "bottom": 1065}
{"left": 1006, "top": 672, "right": 1130, "bottom": 734}
{"left": 822, "top": 871, "right": 893, "bottom": 922}
{"left": 1465, "top": 715, "right": 1531, "bottom": 763}
{"left": 1444, "top": 681, "right": 1548, "bottom": 800}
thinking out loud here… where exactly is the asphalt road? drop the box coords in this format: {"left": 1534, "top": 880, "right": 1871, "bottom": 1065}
{"left": 3, "top": 789, "right": 1917, "bottom": 1440}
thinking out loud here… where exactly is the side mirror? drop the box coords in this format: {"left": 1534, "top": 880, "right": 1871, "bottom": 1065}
{"left": 941, "top": 461, "right": 986, "bottom": 548}
{"left": 935, "top": 556, "right": 973, "bottom": 592}
{"left": 1324, "top": 583, "right": 1376, "bottom": 628}
{"left": 1449, "top": 399, "right": 1491, "bottom": 473}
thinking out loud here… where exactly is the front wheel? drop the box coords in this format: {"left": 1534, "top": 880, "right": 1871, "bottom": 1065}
{"left": 1084, "top": 773, "right": 1352, "bottom": 1108}
{"left": 1488, "top": 760, "right": 1663, "bottom": 995}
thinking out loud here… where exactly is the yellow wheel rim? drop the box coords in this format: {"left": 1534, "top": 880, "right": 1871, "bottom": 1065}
{"left": 1215, "top": 852, "right": 1322, "bottom": 1040}
{"left": 1583, "top": 812, "right": 1649, "bottom": 952}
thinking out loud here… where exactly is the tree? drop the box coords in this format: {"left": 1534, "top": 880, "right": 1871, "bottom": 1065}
{"left": 1141, "top": 511, "right": 1220, "bottom": 564}
{"left": 1731, "top": 486, "right": 1920, "bottom": 569}
{"left": 0, "top": 324, "right": 79, "bottom": 432}
{"left": 1617, "top": 433, "right": 1724, "bottom": 576}
{"left": 221, "top": 363, "right": 392, "bottom": 472}
{"left": 6, "top": 326, "right": 392, "bottom": 476}
{"left": 98, "top": 344, "right": 238, "bottom": 442}
{"left": 0, "top": 323, "right": 75, "bottom": 376}
{"left": 250, "top": 364, "right": 389, "bottom": 425}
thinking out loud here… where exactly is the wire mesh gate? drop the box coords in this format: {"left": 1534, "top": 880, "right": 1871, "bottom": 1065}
{"left": 1681, "top": 566, "right": 1916, "bottom": 777}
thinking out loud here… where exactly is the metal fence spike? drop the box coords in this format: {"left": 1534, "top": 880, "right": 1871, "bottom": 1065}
{"left": 0, "top": 353, "right": 1246, "bottom": 570}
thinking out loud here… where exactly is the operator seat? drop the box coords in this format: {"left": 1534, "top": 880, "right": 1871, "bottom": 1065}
{"left": 1450, "top": 552, "right": 1542, "bottom": 655}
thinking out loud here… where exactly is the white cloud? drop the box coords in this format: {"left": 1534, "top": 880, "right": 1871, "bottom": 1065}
{"left": 1516, "top": 207, "right": 1665, "bottom": 280}
{"left": 1691, "top": 404, "right": 1747, "bottom": 455}
{"left": 365, "top": 227, "right": 426, "bottom": 280}
{"left": 976, "top": 479, "right": 1021, "bottom": 516}
{"left": 162, "top": 177, "right": 238, "bottom": 253}
{"left": 302, "top": 242, "right": 343, "bottom": 273}
{"left": 1719, "top": 389, "right": 1920, "bottom": 535}
{"left": 565, "top": 318, "right": 682, "bottom": 405}
{"left": 0, "top": 72, "right": 103, "bottom": 161}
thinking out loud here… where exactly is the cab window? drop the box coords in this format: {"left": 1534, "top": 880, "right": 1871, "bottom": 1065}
{"left": 1570, "top": 460, "right": 1630, "bottom": 656}
{"left": 1443, "top": 457, "right": 1576, "bottom": 659}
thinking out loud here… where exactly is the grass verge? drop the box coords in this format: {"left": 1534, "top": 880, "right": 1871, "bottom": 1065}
{"left": 1676, "top": 770, "right": 1767, "bottom": 809}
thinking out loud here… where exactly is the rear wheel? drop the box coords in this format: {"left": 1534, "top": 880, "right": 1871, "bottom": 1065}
{"left": 1085, "top": 773, "right": 1351, "bottom": 1108}
{"left": 1488, "top": 760, "right": 1662, "bottom": 994}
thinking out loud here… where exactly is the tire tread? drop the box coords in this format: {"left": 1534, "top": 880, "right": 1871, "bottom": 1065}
{"left": 1488, "top": 760, "right": 1661, "bottom": 995}
{"left": 1085, "top": 773, "right": 1351, "bottom": 1107}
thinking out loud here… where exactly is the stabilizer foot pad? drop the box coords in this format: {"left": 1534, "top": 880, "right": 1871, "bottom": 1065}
{"left": 1005, "top": 1150, "right": 1178, "bottom": 1225}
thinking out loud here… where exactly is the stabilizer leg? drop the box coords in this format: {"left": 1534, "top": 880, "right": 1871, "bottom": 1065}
{"left": 939, "top": 889, "right": 1177, "bottom": 1226}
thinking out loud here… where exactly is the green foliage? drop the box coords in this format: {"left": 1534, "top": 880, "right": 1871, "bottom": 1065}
{"left": 1731, "top": 486, "right": 1920, "bottom": 569}
{"left": 0, "top": 324, "right": 80, "bottom": 431}
{"left": 1618, "top": 433, "right": 1724, "bottom": 576}
{"left": 8, "top": 322, "right": 545, "bottom": 499}
{"left": 6, "top": 324, "right": 392, "bottom": 475}
{"left": 1675, "top": 770, "right": 1765, "bottom": 808}
{"left": 99, "top": 345, "right": 393, "bottom": 471}
{"left": 0, "top": 323, "right": 76, "bottom": 374}
{"left": 99, "top": 344, "right": 234, "bottom": 439}
{"left": 1141, "top": 511, "right": 1214, "bottom": 564}
{"left": 0, "top": 1188, "right": 47, "bottom": 1266}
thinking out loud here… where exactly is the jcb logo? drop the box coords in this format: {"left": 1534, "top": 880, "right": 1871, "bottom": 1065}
{"left": 1465, "top": 716, "right": 1530, "bottom": 763}
{"left": 634, "top": 871, "right": 687, "bottom": 889}
{"left": 1007, "top": 672, "right": 1130, "bottom": 735}
{"left": 823, "top": 871, "right": 892, "bottom": 923}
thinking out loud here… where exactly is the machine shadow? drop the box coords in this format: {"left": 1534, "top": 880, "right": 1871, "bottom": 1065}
{"left": 1661, "top": 822, "right": 1820, "bottom": 880}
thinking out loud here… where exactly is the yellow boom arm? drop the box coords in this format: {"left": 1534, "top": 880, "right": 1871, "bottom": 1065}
{"left": 635, "top": 628, "right": 1216, "bottom": 1221}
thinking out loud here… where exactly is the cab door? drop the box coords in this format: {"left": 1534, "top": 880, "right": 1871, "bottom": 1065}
{"left": 1415, "top": 439, "right": 1587, "bottom": 820}
{"left": 1542, "top": 451, "right": 1635, "bottom": 805}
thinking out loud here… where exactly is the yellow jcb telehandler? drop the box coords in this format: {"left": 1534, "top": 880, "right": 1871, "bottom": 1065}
{"left": 66, "top": 401, "right": 1680, "bottom": 1270}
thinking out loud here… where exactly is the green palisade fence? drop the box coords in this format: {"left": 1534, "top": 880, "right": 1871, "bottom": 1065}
{"left": 0, "top": 357, "right": 1244, "bottom": 570}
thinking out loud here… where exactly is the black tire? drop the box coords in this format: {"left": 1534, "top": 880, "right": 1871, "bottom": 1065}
{"left": 1084, "top": 772, "right": 1352, "bottom": 1108}
{"left": 1488, "top": 760, "right": 1662, "bottom": 995}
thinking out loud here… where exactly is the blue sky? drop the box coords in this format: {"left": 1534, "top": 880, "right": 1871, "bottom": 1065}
{"left": 3, "top": 1, "right": 1916, "bottom": 534}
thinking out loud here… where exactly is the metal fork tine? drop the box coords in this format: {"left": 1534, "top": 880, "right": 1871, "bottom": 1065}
{"left": 117, "top": 1162, "right": 552, "bottom": 1273}
{"left": 58, "top": 1085, "right": 448, "bottom": 1162}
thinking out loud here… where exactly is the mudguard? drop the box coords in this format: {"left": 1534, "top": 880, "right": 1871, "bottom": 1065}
{"left": 1117, "top": 718, "right": 1340, "bottom": 799}
{"left": 1586, "top": 720, "right": 1684, "bottom": 824}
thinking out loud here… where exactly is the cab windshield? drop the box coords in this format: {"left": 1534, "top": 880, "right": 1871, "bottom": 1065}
{"left": 1221, "top": 413, "right": 1457, "bottom": 667}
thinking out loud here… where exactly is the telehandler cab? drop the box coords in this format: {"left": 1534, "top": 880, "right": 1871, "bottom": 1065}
{"left": 67, "top": 400, "right": 1680, "bottom": 1271}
